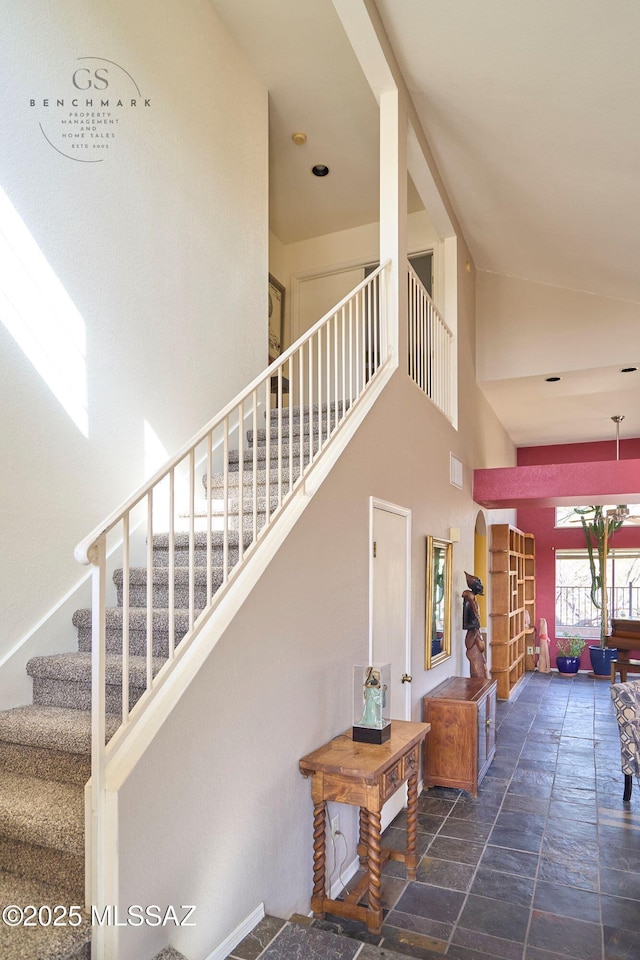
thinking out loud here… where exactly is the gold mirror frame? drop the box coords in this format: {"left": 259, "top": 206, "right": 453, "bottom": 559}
{"left": 425, "top": 536, "right": 453, "bottom": 669}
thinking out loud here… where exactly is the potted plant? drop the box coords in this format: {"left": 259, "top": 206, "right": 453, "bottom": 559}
{"left": 556, "top": 632, "right": 586, "bottom": 676}
{"left": 574, "top": 505, "right": 625, "bottom": 675}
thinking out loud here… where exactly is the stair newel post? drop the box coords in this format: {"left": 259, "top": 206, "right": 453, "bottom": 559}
{"left": 317, "top": 325, "right": 323, "bottom": 453}
{"left": 188, "top": 447, "right": 196, "bottom": 633}
{"left": 252, "top": 390, "right": 258, "bottom": 541}
{"left": 222, "top": 416, "right": 229, "bottom": 580}
{"left": 348, "top": 298, "right": 354, "bottom": 407}
{"left": 237, "top": 404, "right": 244, "bottom": 564}
{"left": 340, "top": 307, "right": 348, "bottom": 413}
{"left": 264, "top": 381, "right": 271, "bottom": 525}
{"left": 288, "top": 356, "right": 294, "bottom": 494}
{"left": 298, "top": 343, "right": 305, "bottom": 482}
{"left": 308, "top": 336, "right": 314, "bottom": 464}
{"left": 277, "top": 369, "right": 283, "bottom": 507}
{"left": 146, "top": 492, "right": 154, "bottom": 692}
{"left": 168, "top": 467, "right": 176, "bottom": 659}
{"left": 333, "top": 311, "right": 339, "bottom": 432}
{"left": 205, "top": 436, "right": 212, "bottom": 609}
{"left": 90, "top": 533, "right": 107, "bottom": 922}
{"left": 121, "top": 514, "right": 130, "bottom": 722}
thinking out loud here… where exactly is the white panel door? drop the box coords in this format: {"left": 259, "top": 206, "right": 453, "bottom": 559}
{"left": 370, "top": 501, "right": 411, "bottom": 829}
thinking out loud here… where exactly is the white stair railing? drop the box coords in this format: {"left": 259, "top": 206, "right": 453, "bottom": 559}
{"left": 74, "top": 262, "right": 389, "bottom": 909}
{"left": 407, "top": 261, "right": 454, "bottom": 420}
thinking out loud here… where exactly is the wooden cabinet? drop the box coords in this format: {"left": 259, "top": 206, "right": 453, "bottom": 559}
{"left": 489, "top": 523, "right": 536, "bottom": 700}
{"left": 422, "top": 677, "right": 497, "bottom": 797}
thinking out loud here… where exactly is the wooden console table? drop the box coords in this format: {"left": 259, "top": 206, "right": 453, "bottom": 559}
{"left": 299, "top": 719, "right": 430, "bottom": 934}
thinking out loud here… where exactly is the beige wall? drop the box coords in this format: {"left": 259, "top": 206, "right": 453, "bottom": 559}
{"left": 476, "top": 269, "right": 640, "bottom": 382}
{"left": 270, "top": 208, "right": 440, "bottom": 347}
{"left": 0, "top": 0, "right": 268, "bottom": 679}
{"left": 115, "top": 251, "right": 516, "bottom": 958}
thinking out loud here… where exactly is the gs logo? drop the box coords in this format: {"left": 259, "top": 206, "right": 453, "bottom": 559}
{"left": 72, "top": 68, "right": 109, "bottom": 90}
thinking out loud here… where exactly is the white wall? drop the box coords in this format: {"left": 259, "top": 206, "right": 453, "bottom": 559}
{"left": 114, "top": 239, "right": 516, "bottom": 959}
{"left": 0, "top": 0, "right": 268, "bottom": 675}
{"left": 476, "top": 269, "right": 640, "bottom": 382}
{"left": 270, "top": 209, "right": 439, "bottom": 348}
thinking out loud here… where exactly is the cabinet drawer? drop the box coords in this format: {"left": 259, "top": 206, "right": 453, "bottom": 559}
{"left": 382, "top": 760, "right": 403, "bottom": 800}
{"left": 403, "top": 747, "right": 419, "bottom": 779}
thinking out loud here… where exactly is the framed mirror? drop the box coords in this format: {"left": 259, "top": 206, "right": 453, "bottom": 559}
{"left": 425, "top": 536, "right": 452, "bottom": 669}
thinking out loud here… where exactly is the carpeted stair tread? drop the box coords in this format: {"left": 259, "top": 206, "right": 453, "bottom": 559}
{"left": 0, "top": 870, "right": 90, "bottom": 959}
{"left": 0, "top": 769, "right": 84, "bottom": 855}
{"left": 27, "top": 652, "right": 165, "bottom": 686}
{"left": 72, "top": 606, "right": 199, "bottom": 632}
{"left": 266, "top": 399, "right": 350, "bottom": 422}
{"left": 152, "top": 950, "right": 190, "bottom": 960}
{"left": 0, "top": 705, "right": 119, "bottom": 754}
{"left": 152, "top": 530, "right": 254, "bottom": 550}
{"left": 227, "top": 439, "right": 316, "bottom": 467}
{"left": 113, "top": 565, "right": 218, "bottom": 586}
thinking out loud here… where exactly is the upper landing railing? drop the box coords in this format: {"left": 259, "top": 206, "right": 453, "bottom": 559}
{"left": 407, "top": 261, "right": 454, "bottom": 421}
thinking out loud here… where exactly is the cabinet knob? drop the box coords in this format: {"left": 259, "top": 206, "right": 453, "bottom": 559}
{"left": 486, "top": 718, "right": 493, "bottom": 726}
{"left": 401, "top": 673, "right": 412, "bottom": 683}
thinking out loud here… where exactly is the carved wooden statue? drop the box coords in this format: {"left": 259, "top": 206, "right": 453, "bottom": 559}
{"left": 462, "top": 571, "right": 490, "bottom": 680}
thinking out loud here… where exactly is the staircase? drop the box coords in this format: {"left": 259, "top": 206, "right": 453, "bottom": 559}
{"left": 0, "top": 403, "right": 350, "bottom": 960}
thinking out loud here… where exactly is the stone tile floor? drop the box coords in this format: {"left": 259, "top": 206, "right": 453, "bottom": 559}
{"left": 228, "top": 672, "right": 640, "bottom": 960}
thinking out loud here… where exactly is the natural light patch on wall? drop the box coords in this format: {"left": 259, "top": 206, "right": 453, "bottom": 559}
{"left": 0, "top": 186, "right": 88, "bottom": 436}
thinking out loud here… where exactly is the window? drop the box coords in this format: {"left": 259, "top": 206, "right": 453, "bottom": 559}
{"left": 555, "top": 505, "right": 640, "bottom": 528}
{"left": 556, "top": 549, "right": 640, "bottom": 635}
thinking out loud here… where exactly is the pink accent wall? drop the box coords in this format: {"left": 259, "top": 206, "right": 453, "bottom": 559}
{"left": 516, "top": 438, "right": 640, "bottom": 668}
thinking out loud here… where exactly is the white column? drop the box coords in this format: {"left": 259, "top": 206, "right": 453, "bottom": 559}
{"left": 379, "top": 89, "right": 408, "bottom": 367}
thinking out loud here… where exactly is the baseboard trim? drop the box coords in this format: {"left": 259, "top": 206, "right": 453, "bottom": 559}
{"left": 328, "top": 855, "right": 361, "bottom": 900}
{"left": 204, "top": 903, "right": 265, "bottom": 960}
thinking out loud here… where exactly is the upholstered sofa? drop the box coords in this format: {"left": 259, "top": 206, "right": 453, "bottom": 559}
{"left": 611, "top": 679, "right": 640, "bottom": 801}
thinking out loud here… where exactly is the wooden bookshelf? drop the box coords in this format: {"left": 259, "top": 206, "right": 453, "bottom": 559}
{"left": 489, "top": 524, "right": 535, "bottom": 699}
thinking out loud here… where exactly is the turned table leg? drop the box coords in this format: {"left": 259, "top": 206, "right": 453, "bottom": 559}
{"left": 406, "top": 771, "right": 418, "bottom": 879}
{"left": 311, "top": 800, "right": 326, "bottom": 917}
{"left": 358, "top": 807, "right": 370, "bottom": 866}
{"left": 366, "top": 809, "right": 383, "bottom": 934}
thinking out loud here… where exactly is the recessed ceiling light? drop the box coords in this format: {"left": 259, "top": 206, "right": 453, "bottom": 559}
{"left": 620, "top": 366, "right": 638, "bottom": 373}
{"left": 311, "top": 164, "right": 329, "bottom": 177}
{"left": 545, "top": 376, "right": 562, "bottom": 382}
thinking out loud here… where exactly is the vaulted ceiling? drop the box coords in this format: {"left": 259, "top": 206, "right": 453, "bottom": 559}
{"left": 211, "top": 0, "right": 640, "bottom": 449}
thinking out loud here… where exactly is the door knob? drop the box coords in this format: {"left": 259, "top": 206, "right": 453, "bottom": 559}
{"left": 401, "top": 673, "right": 412, "bottom": 683}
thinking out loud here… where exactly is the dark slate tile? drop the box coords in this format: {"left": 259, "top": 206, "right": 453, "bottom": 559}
{"left": 393, "top": 880, "right": 465, "bottom": 924}
{"left": 449, "top": 801, "right": 501, "bottom": 825}
{"left": 527, "top": 911, "right": 602, "bottom": 960}
{"left": 358, "top": 944, "right": 440, "bottom": 960}
{"left": 313, "top": 917, "right": 382, "bottom": 947}
{"left": 526, "top": 948, "right": 582, "bottom": 960}
{"left": 501, "top": 794, "right": 551, "bottom": 817}
{"left": 543, "top": 817, "right": 598, "bottom": 845}
{"left": 415, "top": 813, "right": 447, "bottom": 835}
{"left": 259, "top": 923, "right": 360, "bottom": 960}
{"left": 603, "top": 923, "right": 640, "bottom": 959}
{"left": 452, "top": 925, "right": 524, "bottom": 960}
{"left": 416, "top": 795, "right": 456, "bottom": 817}
{"left": 479, "top": 844, "right": 539, "bottom": 879}
{"left": 488, "top": 825, "right": 544, "bottom": 854}
{"left": 600, "top": 865, "right": 640, "bottom": 901}
{"left": 456, "top": 893, "right": 529, "bottom": 943}
{"left": 541, "top": 834, "right": 598, "bottom": 863}
{"left": 532, "top": 880, "right": 600, "bottom": 923}
{"left": 547, "top": 799, "right": 597, "bottom": 824}
{"left": 438, "top": 817, "right": 492, "bottom": 843}
{"left": 382, "top": 827, "right": 432, "bottom": 859}
{"left": 426, "top": 835, "right": 486, "bottom": 866}
{"left": 231, "top": 915, "right": 287, "bottom": 959}
{"left": 415, "top": 855, "right": 475, "bottom": 891}
{"left": 383, "top": 908, "right": 451, "bottom": 944}
{"left": 470, "top": 867, "right": 534, "bottom": 907}
{"left": 597, "top": 844, "right": 640, "bottom": 872}
{"left": 379, "top": 926, "right": 449, "bottom": 958}
{"left": 601, "top": 892, "right": 640, "bottom": 933}
{"left": 506, "top": 780, "right": 553, "bottom": 800}
{"left": 537, "top": 855, "right": 599, "bottom": 891}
